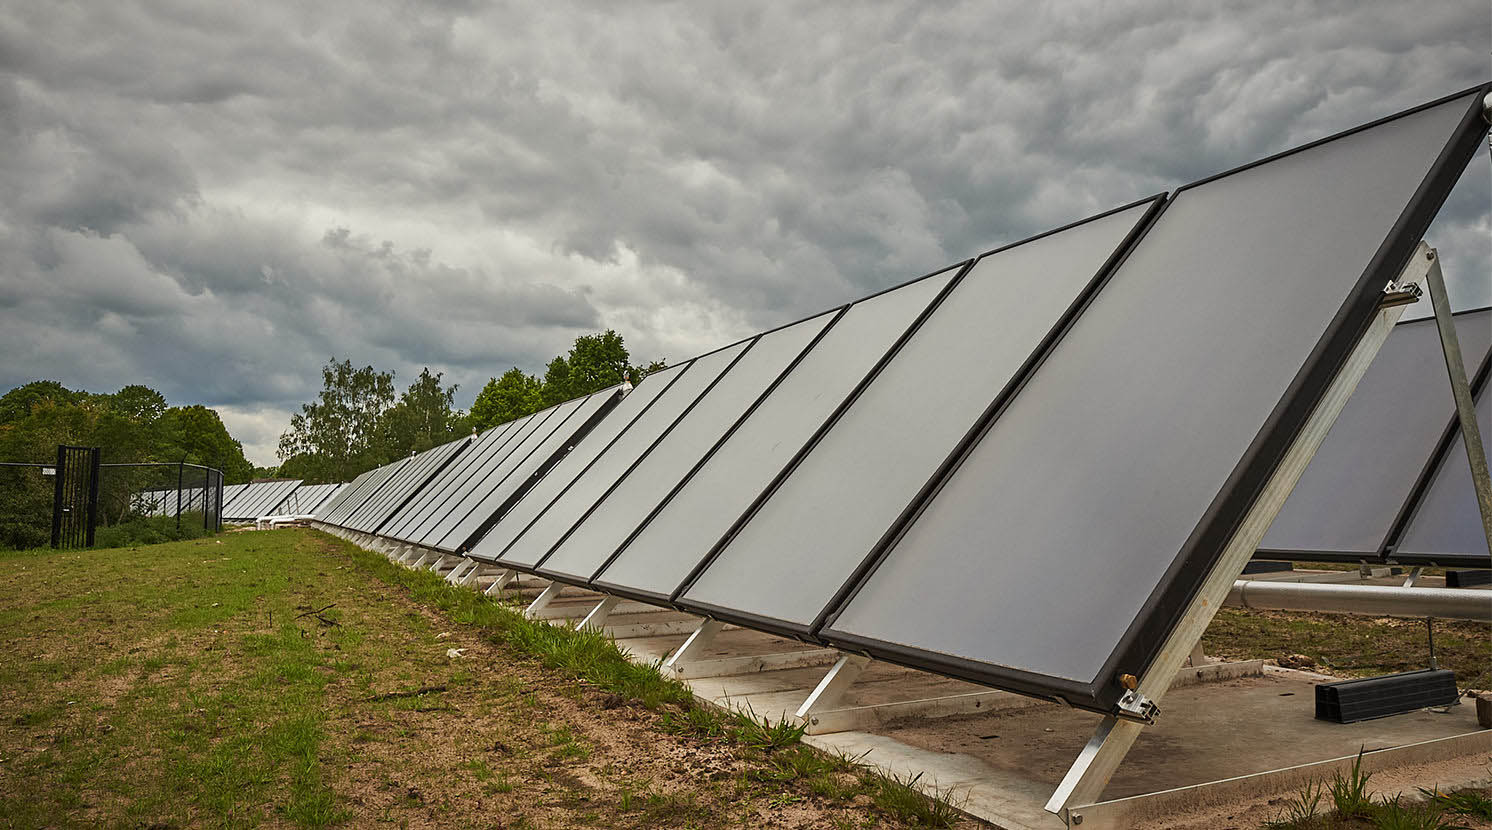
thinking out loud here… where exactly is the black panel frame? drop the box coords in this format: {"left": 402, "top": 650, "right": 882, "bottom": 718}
{"left": 819, "top": 85, "right": 1491, "bottom": 714}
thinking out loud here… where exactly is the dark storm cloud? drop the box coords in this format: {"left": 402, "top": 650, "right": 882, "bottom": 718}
{"left": 0, "top": 0, "right": 1487, "bottom": 464}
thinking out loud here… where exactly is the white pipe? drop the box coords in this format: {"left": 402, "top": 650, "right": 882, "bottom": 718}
{"left": 1226, "top": 580, "right": 1490, "bottom": 621}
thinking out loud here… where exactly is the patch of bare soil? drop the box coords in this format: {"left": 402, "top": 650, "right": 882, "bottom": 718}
{"left": 318, "top": 540, "right": 970, "bottom": 828}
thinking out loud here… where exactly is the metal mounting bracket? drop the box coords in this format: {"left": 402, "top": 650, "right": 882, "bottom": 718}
{"left": 1114, "top": 690, "right": 1159, "bottom": 725}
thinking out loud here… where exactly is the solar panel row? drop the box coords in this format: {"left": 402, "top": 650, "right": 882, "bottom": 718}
{"left": 277, "top": 482, "right": 346, "bottom": 516}
{"left": 1260, "top": 308, "right": 1492, "bottom": 565}
{"left": 223, "top": 479, "right": 303, "bottom": 520}
{"left": 307, "top": 85, "right": 1490, "bottom": 717}
{"left": 338, "top": 438, "right": 471, "bottom": 534}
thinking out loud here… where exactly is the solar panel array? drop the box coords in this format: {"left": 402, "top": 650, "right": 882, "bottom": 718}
{"left": 276, "top": 482, "right": 346, "bottom": 516}
{"left": 223, "top": 479, "right": 303, "bottom": 521}
{"left": 372, "top": 387, "right": 626, "bottom": 552}
{"left": 313, "top": 468, "right": 378, "bottom": 521}
{"left": 1394, "top": 362, "right": 1491, "bottom": 564}
{"left": 135, "top": 487, "right": 213, "bottom": 516}
{"left": 319, "top": 459, "right": 412, "bottom": 527}
{"left": 338, "top": 439, "right": 471, "bottom": 534}
{"left": 419, "top": 389, "right": 624, "bottom": 552}
{"left": 301, "top": 86, "right": 1488, "bottom": 717}
{"left": 1259, "top": 309, "right": 1492, "bottom": 565}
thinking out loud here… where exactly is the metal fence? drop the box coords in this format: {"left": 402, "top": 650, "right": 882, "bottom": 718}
{"left": 0, "top": 447, "right": 224, "bottom": 550}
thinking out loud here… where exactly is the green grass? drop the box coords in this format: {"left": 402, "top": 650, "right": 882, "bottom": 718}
{"left": 1261, "top": 753, "right": 1485, "bottom": 830}
{"left": 1419, "top": 787, "right": 1492, "bottom": 820}
{"left": 0, "top": 534, "right": 345, "bottom": 828}
{"left": 1204, "top": 607, "right": 1491, "bottom": 691}
{"left": 1, "top": 529, "right": 973, "bottom": 829}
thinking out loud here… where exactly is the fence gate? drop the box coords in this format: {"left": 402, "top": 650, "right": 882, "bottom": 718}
{"left": 51, "top": 445, "right": 101, "bottom": 549}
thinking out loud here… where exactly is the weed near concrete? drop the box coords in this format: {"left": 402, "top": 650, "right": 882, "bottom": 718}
{"left": 1261, "top": 751, "right": 1490, "bottom": 830}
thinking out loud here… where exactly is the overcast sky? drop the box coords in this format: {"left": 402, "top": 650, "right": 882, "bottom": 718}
{"left": 1, "top": 2, "right": 1488, "bottom": 466}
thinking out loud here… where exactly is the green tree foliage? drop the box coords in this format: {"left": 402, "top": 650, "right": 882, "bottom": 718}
{"left": 157, "top": 406, "right": 255, "bottom": 483}
{"left": 568, "top": 330, "right": 633, "bottom": 391}
{"left": 277, "top": 358, "right": 396, "bottom": 484}
{"left": 0, "top": 380, "right": 88, "bottom": 426}
{"left": 470, "top": 330, "right": 664, "bottom": 431}
{"left": 539, "top": 355, "right": 574, "bottom": 407}
{"left": 106, "top": 385, "right": 167, "bottom": 423}
{"left": 0, "top": 381, "right": 255, "bottom": 548}
{"left": 470, "top": 368, "right": 543, "bottom": 432}
{"left": 380, "top": 368, "right": 467, "bottom": 456}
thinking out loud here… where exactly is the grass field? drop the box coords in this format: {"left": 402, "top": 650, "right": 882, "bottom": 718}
{"left": 0, "top": 529, "right": 970, "bottom": 828}
{"left": 0, "top": 528, "right": 1485, "bottom": 828}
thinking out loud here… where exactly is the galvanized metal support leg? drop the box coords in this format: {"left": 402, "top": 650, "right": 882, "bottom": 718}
{"left": 445, "top": 559, "right": 473, "bottom": 584}
{"left": 428, "top": 555, "right": 449, "bottom": 573}
{"left": 663, "top": 618, "right": 725, "bottom": 676}
{"left": 1046, "top": 268, "right": 1418, "bottom": 820}
{"left": 1425, "top": 248, "right": 1492, "bottom": 557}
{"left": 459, "top": 563, "right": 485, "bottom": 586}
{"left": 579, "top": 596, "right": 619, "bottom": 631}
{"left": 794, "top": 654, "right": 872, "bottom": 722}
{"left": 524, "top": 582, "right": 564, "bottom": 618}
{"left": 484, "top": 570, "right": 516, "bottom": 596}
{"left": 1188, "top": 641, "right": 1209, "bottom": 667}
{"left": 1402, "top": 566, "right": 1423, "bottom": 588}
{"left": 410, "top": 551, "right": 431, "bottom": 569}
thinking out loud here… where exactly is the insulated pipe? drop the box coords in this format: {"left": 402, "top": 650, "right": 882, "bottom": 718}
{"left": 1226, "top": 580, "right": 1491, "bottom": 621}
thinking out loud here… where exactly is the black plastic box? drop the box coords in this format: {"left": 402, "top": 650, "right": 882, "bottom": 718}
{"left": 1315, "top": 669, "right": 1458, "bottom": 723}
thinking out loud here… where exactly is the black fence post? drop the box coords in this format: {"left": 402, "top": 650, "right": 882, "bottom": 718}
{"left": 85, "top": 447, "right": 100, "bottom": 548}
{"left": 50, "top": 445, "right": 66, "bottom": 548}
{"left": 175, "top": 461, "right": 183, "bottom": 533}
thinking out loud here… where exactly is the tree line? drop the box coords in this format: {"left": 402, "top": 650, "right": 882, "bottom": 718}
{"left": 276, "top": 330, "right": 663, "bottom": 485}
{"left": 0, "top": 381, "right": 257, "bottom": 549}
{"left": 0, "top": 381, "right": 254, "bottom": 479}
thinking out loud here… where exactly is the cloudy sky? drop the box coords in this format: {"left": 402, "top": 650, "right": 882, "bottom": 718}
{"left": 1, "top": 2, "right": 1488, "bottom": 466}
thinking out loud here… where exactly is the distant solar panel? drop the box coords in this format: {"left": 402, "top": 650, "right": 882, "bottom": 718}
{"left": 1258, "top": 309, "right": 1492, "bottom": 561}
{"left": 218, "top": 484, "right": 249, "bottom": 514}
{"left": 279, "top": 482, "right": 344, "bottom": 516}
{"left": 393, "top": 397, "right": 578, "bottom": 549}
{"left": 313, "top": 469, "right": 375, "bottom": 520}
{"left": 423, "top": 387, "right": 624, "bottom": 552}
{"left": 320, "top": 459, "right": 409, "bottom": 527}
{"left": 465, "top": 365, "right": 691, "bottom": 563}
{"left": 341, "top": 437, "right": 470, "bottom": 534}
{"left": 379, "top": 419, "right": 528, "bottom": 543}
{"left": 676, "top": 198, "right": 1161, "bottom": 636}
{"left": 592, "top": 263, "right": 963, "bottom": 603}
{"left": 224, "top": 479, "right": 303, "bottom": 520}
{"left": 535, "top": 309, "right": 839, "bottom": 583}
{"left": 484, "top": 339, "right": 750, "bottom": 569}
{"left": 1393, "top": 376, "right": 1491, "bottom": 565}
{"left": 818, "top": 88, "right": 1487, "bottom": 713}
